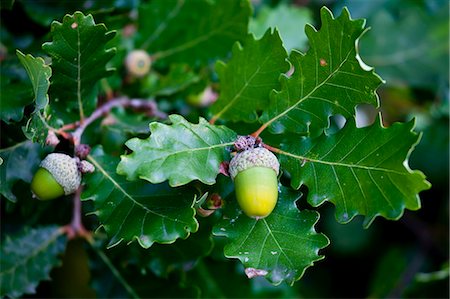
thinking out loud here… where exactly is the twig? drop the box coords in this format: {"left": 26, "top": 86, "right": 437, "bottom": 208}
{"left": 61, "top": 186, "right": 90, "bottom": 240}
{"left": 72, "top": 97, "right": 167, "bottom": 145}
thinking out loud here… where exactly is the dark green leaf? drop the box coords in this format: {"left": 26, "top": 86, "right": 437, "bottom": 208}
{"left": 117, "top": 114, "right": 236, "bottom": 187}
{"left": 214, "top": 187, "right": 329, "bottom": 286}
{"left": 0, "top": 226, "right": 67, "bottom": 298}
{"left": 260, "top": 7, "right": 383, "bottom": 136}
{"left": 42, "top": 11, "right": 116, "bottom": 121}
{"left": 16, "top": 50, "right": 52, "bottom": 110}
{"left": 82, "top": 147, "right": 199, "bottom": 248}
{"left": 210, "top": 29, "right": 289, "bottom": 123}
{"left": 0, "top": 141, "right": 43, "bottom": 202}
{"left": 0, "top": 60, "right": 34, "bottom": 123}
{"left": 137, "top": 0, "right": 250, "bottom": 65}
{"left": 279, "top": 116, "right": 431, "bottom": 227}
{"left": 249, "top": 3, "right": 312, "bottom": 52}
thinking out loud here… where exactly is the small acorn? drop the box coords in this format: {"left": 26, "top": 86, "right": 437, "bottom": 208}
{"left": 125, "top": 50, "right": 152, "bottom": 77}
{"left": 31, "top": 153, "right": 81, "bottom": 200}
{"left": 229, "top": 147, "right": 280, "bottom": 219}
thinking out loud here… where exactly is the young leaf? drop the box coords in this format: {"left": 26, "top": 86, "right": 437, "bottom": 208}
{"left": 214, "top": 187, "right": 329, "bottom": 286}
{"left": 137, "top": 0, "right": 250, "bottom": 64}
{"left": 42, "top": 11, "right": 116, "bottom": 121}
{"left": 16, "top": 50, "right": 51, "bottom": 110}
{"left": 0, "top": 226, "right": 67, "bottom": 298}
{"left": 82, "top": 147, "right": 199, "bottom": 248}
{"left": 117, "top": 114, "right": 236, "bottom": 187}
{"left": 210, "top": 29, "right": 289, "bottom": 123}
{"left": 0, "top": 141, "right": 43, "bottom": 202}
{"left": 15, "top": 50, "right": 59, "bottom": 144}
{"left": 259, "top": 7, "right": 383, "bottom": 137}
{"left": 279, "top": 116, "right": 431, "bottom": 227}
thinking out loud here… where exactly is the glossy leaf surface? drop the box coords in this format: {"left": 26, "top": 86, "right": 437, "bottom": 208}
{"left": 117, "top": 114, "right": 236, "bottom": 186}
{"left": 43, "top": 11, "right": 115, "bottom": 121}
{"left": 82, "top": 147, "right": 199, "bottom": 248}
{"left": 0, "top": 141, "right": 43, "bottom": 202}
{"left": 260, "top": 7, "right": 383, "bottom": 136}
{"left": 0, "top": 226, "right": 67, "bottom": 298}
{"left": 210, "top": 30, "right": 289, "bottom": 123}
{"left": 214, "top": 187, "right": 329, "bottom": 286}
{"left": 279, "top": 117, "right": 431, "bottom": 226}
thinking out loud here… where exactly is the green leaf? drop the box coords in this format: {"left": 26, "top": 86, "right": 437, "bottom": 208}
{"left": 137, "top": 0, "right": 250, "bottom": 65}
{"left": 210, "top": 29, "right": 289, "bottom": 123}
{"left": 0, "top": 60, "right": 34, "bottom": 123}
{"left": 0, "top": 141, "right": 44, "bottom": 202}
{"left": 42, "top": 11, "right": 116, "bottom": 121}
{"left": 82, "top": 147, "right": 199, "bottom": 248}
{"left": 15, "top": 50, "right": 58, "bottom": 145}
{"left": 16, "top": 50, "right": 52, "bottom": 110}
{"left": 214, "top": 187, "right": 329, "bottom": 286}
{"left": 260, "top": 7, "right": 383, "bottom": 136}
{"left": 117, "top": 114, "right": 236, "bottom": 187}
{"left": 279, "top": 116, "right": 431, "bottom": 227}
{"left": 0, "top": 226, "right": 67, "bottom": 298}
{"left": 249, "top": 3, "right": 312, "bottom": 52}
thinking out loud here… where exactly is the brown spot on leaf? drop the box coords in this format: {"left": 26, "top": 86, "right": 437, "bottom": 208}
{"left": 71, "top": 22, "right": 78, "bottom": 29}
{"left": 320, "top": 58, "right": 327, "bottom": 66}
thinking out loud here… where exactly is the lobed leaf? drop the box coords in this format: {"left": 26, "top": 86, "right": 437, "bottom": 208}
{"left": 210, "top": 29, "right": 289, "bottom": 123}
{"left": 137, "top": 0, "right": 250, "bottom": 65}
{"left": 82, "top": 147, "right": 199, "bottom": 248}
{"left": 279, "top": 116, "right": 431, "bottom": 227}
{"left": 42, "top": 11, "right": 116, "bottom": 121}
{"left": 214, "top": 187, "right": 329, "bottom": 286}
{"left": 260, "top": 7, "right": 383, "bottom": 137}
{"left": 117, "top": 114, "right": 236, "bottom": 187}
{"left": 16, "top": 50, "right": 52, "bottom": 111}
{"left": 15, "top": 50, "right": 59, "bottom": 144}
{"left": 0, "top": 141, "right": 44, "bottom": 202}
{"left": 0, "top": 226, "right": 67, "bottom": 298}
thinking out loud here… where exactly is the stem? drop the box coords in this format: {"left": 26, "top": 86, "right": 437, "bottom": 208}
{"left": 251, "top": 122, "right": 270, "bottom": 138}
{"left": 72, "top": 97, "right": 167, "bottom": 146}
{"left": 262, "top": 143, "right": 282, "bottom": 154}
{"left": 62, "top": 186, "right": 90, "bottom": 240}
{"left": 87, "top": 239, "right": 141, "bottom": 299}
{"left": 209, "top": 114, "right": 219, "bottom": 125}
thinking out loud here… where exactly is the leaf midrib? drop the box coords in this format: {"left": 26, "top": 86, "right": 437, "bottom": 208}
{"left": 87, "top": 155, "right": 192, "bottom": 225}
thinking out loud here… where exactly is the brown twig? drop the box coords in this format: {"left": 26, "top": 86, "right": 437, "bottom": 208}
{"left": 71, "top": 97, "right": 167, "bottom": 146}
{"left": 62, "top": 186, "right": 91, "bottom": 240}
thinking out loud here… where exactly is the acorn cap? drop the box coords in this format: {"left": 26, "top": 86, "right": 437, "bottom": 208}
{"left": 40, "top": 153, "right": 81, "bottom": 195}
{"left": 229, "top": 147, "right": 280, "bottom": 180}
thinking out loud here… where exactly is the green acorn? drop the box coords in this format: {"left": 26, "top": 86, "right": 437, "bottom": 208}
{"left": 31, "top": 153, "right": 81, "bottom": 200}
{"left": 125, "top": 50, "right": 152, "bottom": 77}
{"left": 229, "top": 147, "right": 280, "bottom": 219}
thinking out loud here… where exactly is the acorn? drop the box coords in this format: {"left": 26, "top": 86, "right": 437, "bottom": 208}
{"left": 31, "top": 153, "right": 81, "bottom": 200}
{"left": 229, "top": 147, "right": 280, "bottom": 219}
{"left": 125, "top": 50, "right": 152, "bottom": 77}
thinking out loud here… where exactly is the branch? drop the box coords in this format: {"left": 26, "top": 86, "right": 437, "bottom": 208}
{"left": 72, "top": 97, "right": 167, "bottom": 146}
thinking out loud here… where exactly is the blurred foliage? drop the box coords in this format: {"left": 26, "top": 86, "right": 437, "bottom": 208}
{"left": 1, "top": 0, "right": 448, "bottom": 298}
